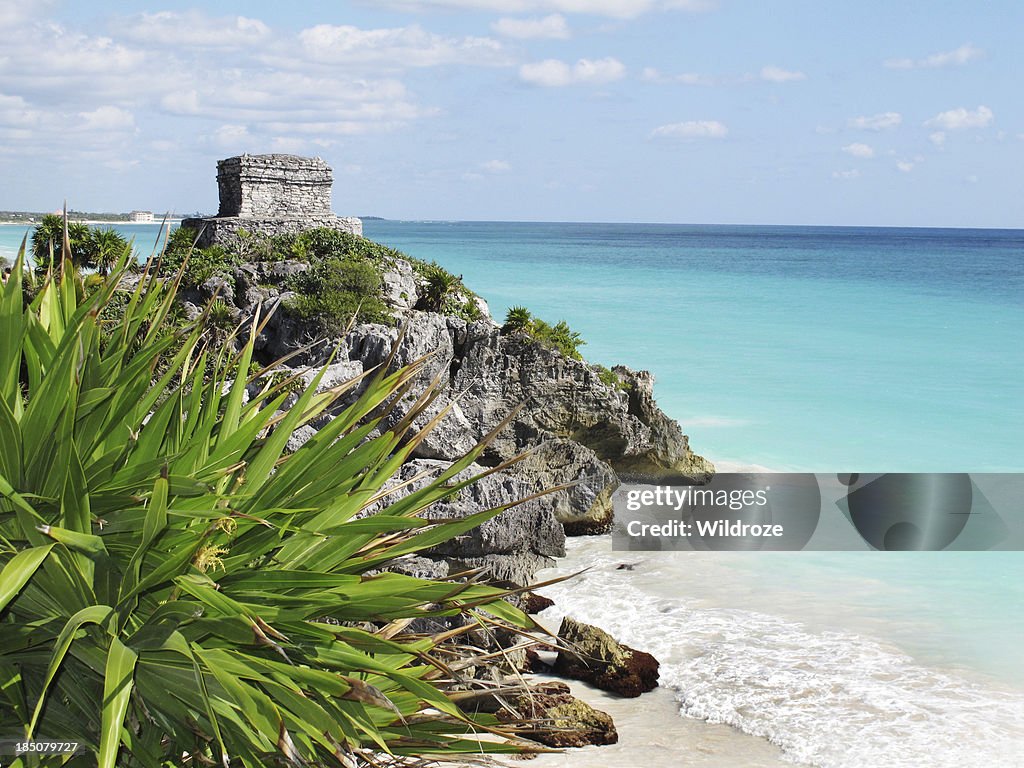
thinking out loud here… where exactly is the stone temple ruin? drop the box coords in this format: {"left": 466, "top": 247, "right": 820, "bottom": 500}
{"left": 181, "top": 154, "right": 361, "bottom": 249}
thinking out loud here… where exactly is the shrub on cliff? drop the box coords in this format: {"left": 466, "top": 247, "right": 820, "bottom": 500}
{"left": 406, "top": 260, "right": 484, "bottom": 322}
{"left": 285, "top": 254, "right": 392, "bottom": 331}
{"left": 419, "top": 264, "right": 462, "bottom": 312}
{"left": 503, "top": 306, "right": 532, "bottom": 333}
{"left": 161, "top": 226, "right": 238, "bottom": 287}
{"left": 502, "top": 306, "right": 586, "bottom": 360}
{"left": 0, "top": 239, "right": 541, "bottom": 766}
{"left": 278, "top": 227, "right": 405, "bottom": 265}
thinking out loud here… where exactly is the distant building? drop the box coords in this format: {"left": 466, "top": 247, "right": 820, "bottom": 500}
{"left": 129, "top": 210, "right": 154, "bottom": 223}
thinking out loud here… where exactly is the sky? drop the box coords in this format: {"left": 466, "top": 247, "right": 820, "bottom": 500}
{"left": 0, "top": 0, "right": 1022, "bottom": 227}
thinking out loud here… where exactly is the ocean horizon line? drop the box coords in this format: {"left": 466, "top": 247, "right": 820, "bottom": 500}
{"left": 5, "top": 218, "right": 1024, "bottom": 233}
{"left": 367, "top": 218, "right": 1024, "bottom": 233}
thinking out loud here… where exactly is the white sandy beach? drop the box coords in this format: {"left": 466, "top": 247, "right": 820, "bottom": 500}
{"left": 519, "top": 675, "right": 791, "bottom": 768}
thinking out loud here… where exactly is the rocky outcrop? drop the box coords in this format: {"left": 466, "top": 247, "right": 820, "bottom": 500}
{"left": 241, "top": 282, "right": 710, "bottom": 537}
{"left": 552, "top": 617, "right": 660, "bottom": 698}
{"left": 495, "top": 681, "right": 618, "bottom": 747}
{"left": 361, "top": 458, "right": 566, "bottom": 584}
{"left": 520, "top": 591, "right": 555, "bottom": 614}
{"left": 207, "top": 237, "right": 710, "bottom": 585}
{"left": 345, "top": 306, "right": 713, "bottom": 482}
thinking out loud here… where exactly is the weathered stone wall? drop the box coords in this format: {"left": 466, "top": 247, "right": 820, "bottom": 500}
{"left": 216, "top": 154, "right": 334, "bottom": 218}
{"left": 180, "top": 215, "right": 363, "bottom": 250}
{"left": 182, "top": 153, "right": 362, "bottom": 248}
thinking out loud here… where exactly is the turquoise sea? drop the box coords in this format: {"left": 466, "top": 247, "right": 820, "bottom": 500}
{"left": 360, "top": 220, "right": 1023, "bottom": 473}
{"left": 3, "top": 219, "right": 1023, "bottom": 766}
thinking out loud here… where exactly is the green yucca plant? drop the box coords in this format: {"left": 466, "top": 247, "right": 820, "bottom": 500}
{"left": 0, "top": 229, "right": 544, "bottom": 766}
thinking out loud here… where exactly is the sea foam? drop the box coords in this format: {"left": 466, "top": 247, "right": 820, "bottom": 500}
{"left": 537, "top": 538, "right": 1024, "bottom": 768}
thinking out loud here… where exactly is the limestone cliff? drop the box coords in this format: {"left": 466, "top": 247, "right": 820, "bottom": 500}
{"left": 183, "top": 249, "right": 711, "bottom": 585}
{"left": 176, "top": 155, "right": 711, "bottom": 586}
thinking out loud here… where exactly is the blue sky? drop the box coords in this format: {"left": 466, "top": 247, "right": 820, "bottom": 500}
{"left": 0, "top": 0, "right": 1021, "bottom": 226}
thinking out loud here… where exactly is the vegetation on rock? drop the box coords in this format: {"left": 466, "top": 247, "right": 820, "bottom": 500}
{"left": 285, "top": 254, "right": 392, "bottom": 331}
{"left": 502, "top": 306, "right": 586, "bottom": 360}
{"left": 160, "top": 226, "right": 238, "bottom": 288}
{"left": 0, "top": 237, "right": 545, "bottom": 767}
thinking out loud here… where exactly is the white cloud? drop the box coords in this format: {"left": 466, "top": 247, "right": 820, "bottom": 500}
{"left": 117, "top": 11, "right": 271, "bottom": 48}
{"left": 644, "top": 66, "right": 804, "bottom": 86}
{"left": 0, "top": 93, "right": 40, "bottom": 128}
{"left": 896, "top": 160, "right": 915, "bottom": 173}
{"left": 296, "top": 24, "right": 508, "bottom": 68}
{"left": 269, "top": 136, "right": 310, "bottom": 154}
{"left": 368, "top": 1, "right": 714, "bottom": 19}
{"left": 160, "top": 90, "right": 202, "bottom": 115}
{"left": 650, "top": 120, "right": 728, "bottom": 139}
{"left": 149, "top": 139, "right": 180, "bottom": 152}
{"left": 0, "top": 24, "right": 159, "bottom": 106}
{"left": 832, "top": 169, "right": 861, "bottom": 180}
{"left": 849, "top": 112, "right": 902, "bottom": 131}
{"left": 926, "top": 105, "right": 994, "bottom": 131}
{"left": 642, "top": 68, "right": 719, "bottom": 85}
{"left": 209, "top": 124, "right": 252, "bottom": 149}
{"left": 153, "top": 71, "right": 431, "bottom": 137}
{"left": 78, "top": 106, "right": 135, "bottom": 132}
{"left": 0, "top": 0, "right": 55, "bottom": 27}
{"left": 481, "top": 159, "right": 511, "bottom": 172}
{"left": 842, "top": 142, "right": 875, "bottom": 159}
{"left": 760, "top": 65, "right": 805, "bottom": 83}
{"left": 492, "top": 14, "right": 570, "bottom": 38}
{"left": 929, "top": 131, "right": 946, "bottom": 147}
{"left": 519, "top": 56, "right": 625, "bottom": 86}
{"left": 0, "top": 12, "right": 454, "bottom": 161}
{"left": 26, "top": 29, "right": 146, "bottom": 77}
{"left": 885, "top": 43, "right": 983, "bottom": 69}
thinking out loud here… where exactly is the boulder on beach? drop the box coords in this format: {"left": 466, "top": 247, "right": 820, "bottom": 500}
{"left": 552, "top": 617, "right": 660, "bottom": 698}
{"left": 520, "top": 591, "right": 556, "bottom": 614}
{"left": 496, "top": 681, "right": 618, "bottom": 748}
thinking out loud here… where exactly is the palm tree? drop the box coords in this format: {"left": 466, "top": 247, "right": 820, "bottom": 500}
{"left": 31, "top": 214, "right": 92, "bottom": 269}
{"left": 88, "top": 228, "right": 131, "bottom": 275}
{"left": 503, "top": 306, "right": 532, "bottom": 333}
{"left": 548, "top": 319, "right": 586, "bottom": 359}
{"left": 421, "top": 266, "right": 462, "bottom": 311}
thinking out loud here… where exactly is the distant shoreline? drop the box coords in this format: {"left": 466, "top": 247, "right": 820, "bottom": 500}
{"left": 0, "top": 219, "right": 183, "bottom": 226}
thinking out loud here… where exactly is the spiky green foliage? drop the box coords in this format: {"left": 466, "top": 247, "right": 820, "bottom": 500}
{"left": 501, "top": 307, "right": 585, "bottom": 360}
{"left": 502, "top": 307, "right": 532, "bottom": 333}
{"left": 419, "top": 267, "right": 462, "bottom": 313}
{"left": 0, "top": 236, "right": 541, "bottom": 767}
{"left": 31, "top": 215, "right": 91, "bottom": 269}
{"left": 408, "top": 262, "right": 481, "bottom": 322}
